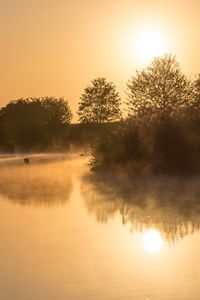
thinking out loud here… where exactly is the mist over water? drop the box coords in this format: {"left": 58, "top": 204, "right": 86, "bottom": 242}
{"left": 82, "top": 173, "right": 200, "bottom": 242}
{"left": 0, "top": 154, "right": 75, "bottom": 206}
{"left": 0, "top": 154, "right": 200, "bottom": 300}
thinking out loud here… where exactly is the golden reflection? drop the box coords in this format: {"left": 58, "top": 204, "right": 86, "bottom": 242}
{"left": 81, "top": 174, "right": 200, "bottom": 243}
{"left": 0, "top": 155, "right": 74, "bottom": 207}
{"left": 143, "top": 229, "right": 163, "bottom": 254}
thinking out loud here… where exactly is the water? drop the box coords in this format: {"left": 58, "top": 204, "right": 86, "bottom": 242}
{"left": 0, "top": 154, "right": 200, "bottom": 300}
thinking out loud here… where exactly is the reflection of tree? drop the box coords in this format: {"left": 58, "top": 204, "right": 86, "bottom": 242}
{"left": 0, "top": 157, "right": 72, "bottom": 207}
{"left": 81, "top": 174, "right": 200, "bottom": 243}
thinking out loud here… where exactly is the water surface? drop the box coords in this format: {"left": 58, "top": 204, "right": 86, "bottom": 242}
{"left": 0, "top": 154, "right": 200, "bottom": 300}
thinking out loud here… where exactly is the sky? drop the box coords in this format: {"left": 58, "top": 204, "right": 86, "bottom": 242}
{"left": 0, "top": 0, "right": 200, "bottom": 120}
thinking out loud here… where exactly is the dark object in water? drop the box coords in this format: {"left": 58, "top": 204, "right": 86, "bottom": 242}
{"left": 24, "top": 158, "right": 30, "bottom": 164}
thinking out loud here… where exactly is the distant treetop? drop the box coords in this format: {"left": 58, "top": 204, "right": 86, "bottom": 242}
{"left": 0, "top": 96, "right": 72, "bottom": 150}
{"left": 78, "top": 77, "right": 122, "bottom": 123}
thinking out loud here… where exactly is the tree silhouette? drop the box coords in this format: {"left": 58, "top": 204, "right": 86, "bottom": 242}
{"left": 192, "top": 74, "right": 200, "bottom": 112}
{"left": 126, "top": 54, "right": 193, "bottom": 117}
{"left": 0, "top": 97, "right": 72, "bottom": 150}
{"left": 78, "top": 77, "right": 121, "bottom": 123}
{"left": 194, "top": 74, "right": 200, "bottom": 95}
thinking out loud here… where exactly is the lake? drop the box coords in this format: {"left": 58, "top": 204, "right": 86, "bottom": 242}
{"left": 0, "top": 154, "right": 200, "bottom": 300}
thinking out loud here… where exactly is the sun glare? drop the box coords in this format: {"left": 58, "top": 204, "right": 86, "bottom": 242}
{"left": 143, "top": 229, "right": 163, "bottom": 254}
{"left": 125, "top": 26, "right": 168, "bottom": 66}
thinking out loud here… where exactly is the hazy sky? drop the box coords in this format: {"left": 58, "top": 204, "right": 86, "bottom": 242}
{"left": 1, "top": 0, "right": 200, "bottom": 119}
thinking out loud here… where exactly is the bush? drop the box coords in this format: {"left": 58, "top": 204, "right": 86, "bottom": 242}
{"left": 90, "top": 113, "right": 200, "bottom": 175}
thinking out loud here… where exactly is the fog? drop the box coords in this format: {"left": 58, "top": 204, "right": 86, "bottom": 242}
{"left": 0, "top": 154, "right": 76, "bottom": 206}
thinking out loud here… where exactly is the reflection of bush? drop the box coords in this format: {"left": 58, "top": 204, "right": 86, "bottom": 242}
{"left": 0, "top": 156, "right": 72, "bottom": 207}
{"left": 82, "top": 173, "right": 200, "bottom": 243}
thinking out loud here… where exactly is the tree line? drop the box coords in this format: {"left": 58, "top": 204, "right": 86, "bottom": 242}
{"left": 79, "top": 54, "right": 200, "bottom": 122}
{"left": 1, "top": 53, "right": 200, "bottom": 163}
{"left": 0, "top": 97, "right": 72, "bottom": 151}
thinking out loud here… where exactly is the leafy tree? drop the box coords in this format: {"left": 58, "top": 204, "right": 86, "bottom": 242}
{"left": 0, "top": 97, "right": 72, "bottom": 150}
{"left": 194, "top": 74, "right": 200, "bottom": 93}
{"left": 192, "top": 74, "right": 200, "bottom": 109}
{"left": 39, "top": 97, "right": 72, "bottom": 132}
{"left": 126, "top": 54, "right": 193, "bottom": 117}
{"left": 78, "top": 77, "right": 121, "bottom": 123}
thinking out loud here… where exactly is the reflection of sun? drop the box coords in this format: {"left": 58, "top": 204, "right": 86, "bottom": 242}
{"left": 143, "top": 229, "right": 163, "bottom": 254}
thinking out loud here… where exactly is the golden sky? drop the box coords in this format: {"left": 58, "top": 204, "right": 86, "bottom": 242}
{"left": 0, "top": 0, "right": 200, "bottom": 120}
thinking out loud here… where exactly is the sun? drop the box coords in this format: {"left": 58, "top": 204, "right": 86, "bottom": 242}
{"left": 125, "top": 26, "right": 168, "bottom": 65}
{"left": 143, "top": 229, "right": 163, "bottom": 254}
{"left": 135, "top": 29, "right": 166, "bottom": 62}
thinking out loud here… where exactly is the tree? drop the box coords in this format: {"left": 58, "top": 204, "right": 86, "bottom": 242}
{"left": 0, "top": 97, "right": 72, "bottom": 150}
{"left": 192, "top": 74, "right": 200, "bottom": 109}
{"left": 78, "top": 77, "right": 121, "bottom": 123}
{"left": 126, "top": 54, "right": 193, "bottom": 117}
{"left": 39, "top": 97, "right": 72, "bottom": 131}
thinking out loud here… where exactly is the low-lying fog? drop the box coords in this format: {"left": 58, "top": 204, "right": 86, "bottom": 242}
{"left": 0, "top": 153, "right": 85, "bottom": 206}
